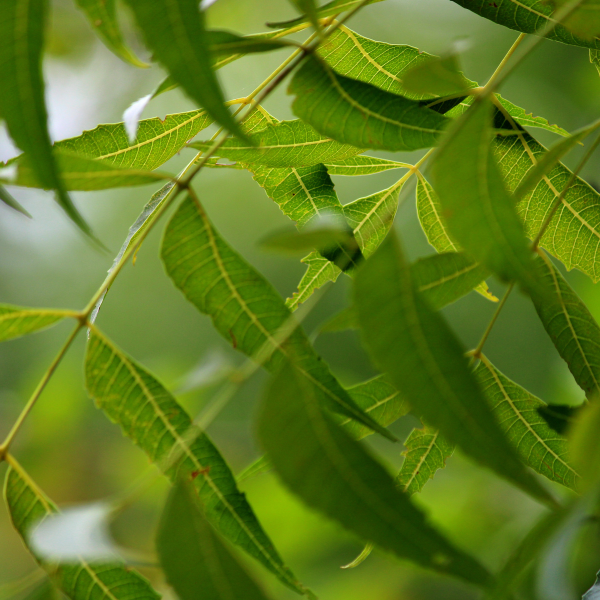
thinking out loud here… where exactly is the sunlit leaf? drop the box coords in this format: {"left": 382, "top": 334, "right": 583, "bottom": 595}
{"left": 157, "top": 481, "right": 275, "bottom": 600}
{"left": 161, "top": 194, "right": 395, "bottom": 440}
{"left": 325, "top": 155, "right": 409, "bottom": 176}
{"left": 289, "top": 55, "right": 451, "bottom": 152}
{"left": 530, "top": 251, "right": 600, "bottom": 399}
{"left": 475, "top": 355, "right": 579, "bottom": 490}
{"left": 354, "top": 234, "right": 556, "bottom": 506}
{"left": 0, "top": 305, "right": 75, "bottom": 342}
{"left": 74, "top": 0, "right": 147, "bottom": 68}
{"left": 258, "top": 362, "right": 493, "bottom": 587}
{"left": 0, "top": 184, "right": 30, "bottom": 217}
{"left": 4, "top": 457, "right": 160, "bottom": 600}
{"left": 84, "top": 327, "right": 306, "bottom": 595}
{"left": 449, "top": 0, "right": 600, "bottom": 49}
{"left": 0, "top": 0, "right": 89, "bottom": 234}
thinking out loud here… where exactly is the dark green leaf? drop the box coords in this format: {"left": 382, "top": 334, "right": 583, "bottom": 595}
{"left": 161, "top": 194, "right": 395, "bottom": 441}
{"left": 354, "top": 234, "right": 556, "bottom": 506}
{"left": 402, "top": 54, "right": 472, "bottom": 97}
{"left": 0, "top": 305, "right": 75, "bottom": 342}
{"left": 84, "top": 327, "right": 306, "bottom": 595}
{"left": 289, "top": 55, "right": 451, "bottom": 152}
{"left": 206, "top": 30, "right": 293, "bottom": 57}
{"left": 258, "top": 362, "right": 493, "bottom": 587}
{"left": 0, "top": 184, "right": 30, "bottom": 217}
{"left": 538, "top": 404, "right": 582, "bottom": 435}
{"left": 157, "top": 480, "right": 275, "bottom": 600}
{"left": 551, "top": 0, "right": 600, "bottom": 41}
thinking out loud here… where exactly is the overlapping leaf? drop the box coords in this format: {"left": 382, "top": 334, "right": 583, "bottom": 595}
{"left": 161, "top": 194, "right": 394, "bottom": 440}
{"left": 325, "top": 155, "right": 409, "bottom": 176}
{"left": 475, "top": 355, "right": 579, "bottom": 490}
{"left": 289, "top": 55, "right": 451, "bottom": 152}
{"left": 84, "top": 328, "right": 305, "bottom": 595}
{"left": 286, "top": 251, "right": 342, "bottom": 310}
{"left": 4, "top": 457, "right": 160, "bottom": 600}
{"left": 449, "top": 0, "right": 600, "bottom": 49}
{"left": 0, "top": 305, "right": 75, "bottom": 342}
{"left": 258, "top": 362, "right": 492, "bottom": 587}
{"left": 530, "top": 252, "right": 600, "bottom": 399}
{"left": 354, "top": 234, "right": 555, "bottom": 505}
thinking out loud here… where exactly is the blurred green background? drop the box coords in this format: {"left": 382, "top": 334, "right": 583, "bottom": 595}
{"left": 1, "top": 1, "right": 600, "bottom": 598}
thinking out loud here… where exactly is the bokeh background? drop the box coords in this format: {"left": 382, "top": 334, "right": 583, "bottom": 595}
{"left": 1, "top": 1, "right": 600, "bottom": 598}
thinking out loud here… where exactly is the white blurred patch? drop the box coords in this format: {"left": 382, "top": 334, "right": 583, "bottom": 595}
{"left": 123, "top": 94, "right": 152, "bottom": 143}
{"left": 177, "top": 348, "right": 234, "bottom": 393}
{"left": 200, "top": 0, "right": 220, "bottom": 9}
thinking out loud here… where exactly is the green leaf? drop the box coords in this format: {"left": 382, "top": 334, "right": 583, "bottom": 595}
{"left": 449, "top": 0, "right": 600, "bottom": 49}
{"left": 354, "top": 233, "right": 556, "bottom": 506}
{"left": 206, "top": 30, "right": 293, "bottom": 57}
{"left": 530, "top": 251, "right": 600, "bottom": 399}
{"left": 0, "top": 305, "right": 75, "bottom": 342}
{"left": 84, "top": 327, "right": 306, "bottom": 595}
{"left": 402, "top": 54, "right": 472, "bottom": 97}
{"left": 325, "top": 155, "right": 410, "bottom": 176}
{"left": 123, "top": 0, "right": 246, "bottom": 140}
{"left": 431, "top": 99, "right": 540, "bottom": 291}
{"left": 0, "top": 184, "right": 30, "bottom": 217}
{"left": 74, "top": 0, "right": 147, "bottom": 67}
{"left": 289, "top": 55, "right": 451, "bottom": 152}
{"left": 289, "top": 0, "right": 321, "bottom": 33}
{"left": 397, "top": 426, "right": 454, "bottom": 495}
{"left": 592, "top": 49, "right": 600, "bottom": 75}
{"left": 475, "top": 355, "right": 579, "bottom": 491}
{"left": 10, "top": 151, "right": 172, "bottom": 191}
{"left": 416, "top": 175, "right": 497, "bottom": 302}
{"left": 260, "top": 226, "right": 357, "bottom": 257}
{"left": 157, "top": 480, "right": 274, "bottom": 600}
{"left": 258, "top": 362, "right": 493, "bottom": 587}
{"left": 0, "top": 0, "right": 89, "bottom": 235}
{"left": 550, "top": 0, "right": 600, "bottom": 41}
{"left": 320, "top": 305, "right": 357, "bottom": 332}
{"left": 4, "top": 457, "right": 160, "bottom": 600}
{"left": 538, "top": 403, "right": 582, "bottom": 434}
{"left": 161, "top": 194, "right": 395, "bottom": 441}
{"left": 569, "top": 399, "right": 600, "bottom": 489}
{"left": 190, "top": 119, "right": 362, "bottom": 168}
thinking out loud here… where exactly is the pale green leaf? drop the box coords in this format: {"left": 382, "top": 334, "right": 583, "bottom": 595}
{"left": 84, "top": 327, "right": 306, "bottom": 595}
{"left": 402, "top": 54, "right": 472, "bottom": 97}
{"left": 123, "top": 0, "right": 246, "bottom": 140}
{"left": 74, "top": 0, "right": 147, "bottom": 67}
{"left": 0, "top": 0, "right": 89, "bottom": 234}
{"left": 431, "top": 99, "right": 541, "bottom": 291}
{"left": 189, "top": 119, "right": 362, "bottom": 168}
{"left": 0, "top": 305, "right": 76, "bottom": 342}
{"left": 4, "top": 457, "right": 160, "bottom": 600}
{"left": 161, "top": 194, "right": 395, "bottom": 440}
{"left": 320, "top": 305, "right": 357, "bottom": 332}
{"left": 289, "top": 54, "right": 451, "bottom": 152}
{"left": 325, "top": 155, "right": 410, "bottom": 176}
{"left": 258, "top": 362, "right": 493, "bottom": 587}
{"left": 449, "top": 0, "right": 600, "bottom": 49}
{"left": 0, "top": 184, "right": 30, "bottom": 217}
{"left": 397, "top": 427, "right": 454, "bottom": 495}
{"left": 475, "top": 355, "right": 578, "bottom": 490}
{"left": 157, "top": 481, "right": 274, "bottom": 600}
{"left": 416, "top": 175, "right": 497, "bottom": 302}
{"left": 354, "top": 234, "right": 556, "bottom": 506}
{"left": 530, "top": 251, "right": 600, "bottom": 399}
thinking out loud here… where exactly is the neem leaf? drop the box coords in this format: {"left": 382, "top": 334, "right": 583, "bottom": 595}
{"left": 0, "top": 305, "right": 76, "bottom": 342}
{"left": 289, "top": 54, "right": 451, "bottom": 152}
{"left": 0, "top": 0, "right": 89, "bottom": 234}
{"left": 551, "top": 0, "right": 600, "bottom": 41}
{"left": 0, "top": 184, "right": 30, "bottom": 217}
{"left": 402, "top": 54, "right": 472, "bottom": 97}
{"left": 354, "top": 234, "right": 556, "bottom": 506}
{"left": 325, "top": 155, "right": 410, "bottom": 176}
{"left": 4, "top": 457, "right": 160, "bottom": 600}
{"left": 258, "top": 362, "right": 493, "bottom": 587}
{"left": 157, "top": 480, "right": 274, "bottom": 600}
{"left": 84, "top": 327, "right": 306, "bottom": 595}
{"left": 161, "top": 194, "right": 395, "bottom": 441}
{"left": 538, "top": 404, "right": 582, "bottom": 435}
{"left": 74, "top": 0, "right": 147, "bottom": 68}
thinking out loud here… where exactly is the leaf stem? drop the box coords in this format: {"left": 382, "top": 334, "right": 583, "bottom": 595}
{"left": 483, "top": 34, "right": 526, "bottom": 91}
{"left": 0, "top": 322, "right": 83, "bottom": 461}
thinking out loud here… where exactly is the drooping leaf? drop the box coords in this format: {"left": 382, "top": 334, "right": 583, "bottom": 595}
{"left": 161, "top": 194, "right": 395, "bottom": 440}
{"left": 258, "top": 362, "right": 493, "bottom": 587}
{"left": 416, "top": 175, "right": 497, "bottom": 302}
{"left": 354, "top": 234, "right": 556, "bottom": 506}
{"left": 4, "top": 457, "right": 160, "bottom": 600}
{"left": 289, "top": 55, "right": 451, "bottom": 152}
{"left": 123, "top": 0, "right": 246, "bottom": 140}
{"left": 530, "top": 251, "right": 600, "bottom": 399}
{"left": 84, "top": 327, "right": 306, "bottom": 595}
{"left": 449, "top": 0, "right": 600, "bottom": 49}
{"left": 74, "top": 0, "right": 147, "bottom": 67}
{"left": 189, "top": 119, "right": 362, "bottom": 168}
{"left": 475, "top": 355, "right": 579, "bottom": 490}
{"left": 402, "top": 54, "right": 472, "bottom": 97}
{"left": 325, "top": 155, "right": 410, "bottom": 176}
{"left": 397, "top": 426, "right": 455, "bottom": 495}
{"left": 0, "top": 305, "right": 76, "bottom": 342}
{"left": 0, "top": 0, "right": 89, "bottom": 234}
{"left": 157, "top": 481, "right": 275, "bottom": 600}
{"left": 431, "top": 99, "right": 541, "bottom": 292}
{"left": 0, "top": 184, "right": 30, "bottom": 217}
